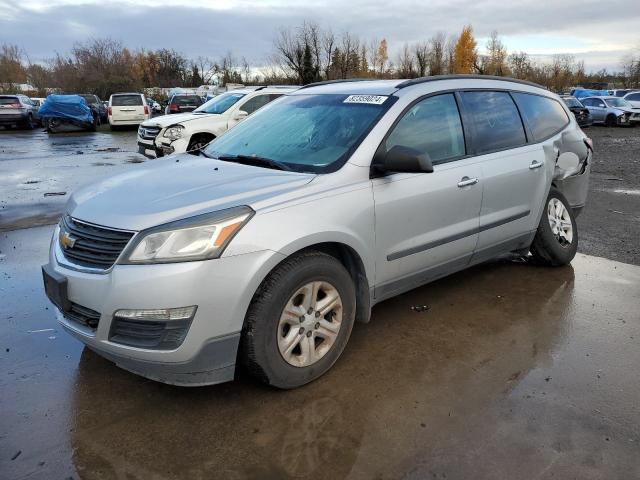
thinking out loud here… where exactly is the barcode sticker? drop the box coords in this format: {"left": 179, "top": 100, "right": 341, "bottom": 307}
{"left": 343, "top": 95, "right": 388, "bottom": 105}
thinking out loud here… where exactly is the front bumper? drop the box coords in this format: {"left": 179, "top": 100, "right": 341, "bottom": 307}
{"left": 44, "top": 225, "right": 285, "bottom": 386}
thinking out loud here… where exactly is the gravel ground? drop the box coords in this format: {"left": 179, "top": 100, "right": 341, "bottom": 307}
{"left": 1, "top": 123, "right": 639, "bottom": 264}
{"left": 577, "top": 126, "right": 640, "bottom": 265}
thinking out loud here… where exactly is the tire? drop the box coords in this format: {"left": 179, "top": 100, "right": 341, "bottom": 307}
{"left": 530, "top": 188, "right": 578, "bottom": 266}
{"left": 240, "top": 251, "right": 356, "bottom": 389}
{"left": 23, "top": 114, "right": 34, "bottom": 130}
{"left": 605, "top": 114, "right": 617, "bottom": 127}
{"left": 109, "top": 124, "right": 117, "bottom": 131}
{"left": 186, "top": 134, "right": 214, "bottom": 155}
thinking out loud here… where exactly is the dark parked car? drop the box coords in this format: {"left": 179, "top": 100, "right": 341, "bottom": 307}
{"left": 0, "top": 94, "right": 40, "bottom": 129}
{"left": 561, "top": 96, "right": 592, "bottom": 127}
{"left": 165, "top": 94, "right": 203, "bottom": 114}
{"left": 78, "top": 94, "right": 108, "bottom": 123}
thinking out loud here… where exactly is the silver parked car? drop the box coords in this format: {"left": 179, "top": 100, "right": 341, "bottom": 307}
{"left": 42, "top": 76, "right": 592, "bottom": 389}
{"left": 0, "top": 94, "right": 40, "bottom": 129}
{"left": 580, "top": 96, "right": 640, "bottom": 126}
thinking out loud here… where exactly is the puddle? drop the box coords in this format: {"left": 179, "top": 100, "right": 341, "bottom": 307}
{"left": 613, "top": 189, "right": 640, "bottom": 196}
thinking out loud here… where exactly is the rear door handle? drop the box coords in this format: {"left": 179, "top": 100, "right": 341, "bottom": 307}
{"left": 457, "top": 176, "right": 479, "bottom": 187}
{"left": 529, "top": 160, "right": 544, "bottom": 170}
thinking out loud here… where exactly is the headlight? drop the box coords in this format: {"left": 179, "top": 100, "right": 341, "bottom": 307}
{"left": 163, "top": 125, "right": 184, "bottom": 141}
{"left": 120, "top": 206, "right": 254, "bottom": 264}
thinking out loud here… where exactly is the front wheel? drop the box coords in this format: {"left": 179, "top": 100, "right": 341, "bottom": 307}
{"left": 530, "top": 188, "right": 578, "bottom": 266}
{"left": 605, "top": 114, "right": 618, "bottom": 127}
{"left": 240, "top": 251, "right": 356, "bottom": 389}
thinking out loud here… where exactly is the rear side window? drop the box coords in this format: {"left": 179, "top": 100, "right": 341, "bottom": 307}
{"left": 512, "top": 93, "right": 569, "bottom": 141}
{"left": 385, "top": 93, "right": 465, "bottom": 164}
{"left": 112, "top": 95, "right": 143, "bottom": 106}
{"left": 460, "top": 91, "right": 526, "bottom": 154}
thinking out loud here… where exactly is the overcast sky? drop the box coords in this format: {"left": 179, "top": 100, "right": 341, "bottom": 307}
{"left": 1, "top": 0, "right": 638, "bottom": 72}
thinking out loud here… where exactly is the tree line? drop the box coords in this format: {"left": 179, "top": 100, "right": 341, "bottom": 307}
{"left": 1, "top": 23, "right": 639, "bottom": 99}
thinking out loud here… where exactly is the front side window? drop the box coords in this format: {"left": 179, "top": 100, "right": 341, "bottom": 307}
{"left": 239, "top": 94, "right": 273, "bottom": 115}
{"left": 195, "top": 92, "right": 246, "bottom": 114}
{"left": 204, "top": 94, "right": 393, "bottom": 173}
{"left": 112, "top": 95, "right": 143, "bottom": 106}
{"left": 513, "top": 92, "right": 569, "bottom": 141}
{"left": 384, "top": 93, "right": 465, "bottom": 164}
{"left": 460, "top": 91, "right": 526, "bottom": 153}
{"left": 627, "top": 93, "right": 640, "bottom": 101}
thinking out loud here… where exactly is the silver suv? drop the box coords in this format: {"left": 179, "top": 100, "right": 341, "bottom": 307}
{"left": 42, "top": 76, "right": 591, "bottom": 389}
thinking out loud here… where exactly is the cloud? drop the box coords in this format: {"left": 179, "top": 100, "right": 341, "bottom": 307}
{"left": 0, "top": 0, "right": 638, "bottom": 71}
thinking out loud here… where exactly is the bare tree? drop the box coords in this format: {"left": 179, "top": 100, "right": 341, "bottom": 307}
{"left": 413, "top": 41, "right": 429, "bottom": 77}
{"left": 397, "top": 43, "right": 415, "bottom": 78}
{"left": 428, "top": 32, "right": 446, "bottom": 75}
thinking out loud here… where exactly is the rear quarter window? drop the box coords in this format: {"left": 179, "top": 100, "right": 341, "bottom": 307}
{"left": 512, "top": 93, "right": 569, "bottom": 141}
{"left": 111, "top": 95, "right": 143, "bottom": 106}
{"left": 460, "top": 91, "right": 526, "bottom": 154}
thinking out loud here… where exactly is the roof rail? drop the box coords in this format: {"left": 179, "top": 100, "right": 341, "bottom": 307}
{"left": 396, "top": 74, "right": 546, "bottom": 90}
{"left": 297, "top": 78, "right": 373, "bottom": 90}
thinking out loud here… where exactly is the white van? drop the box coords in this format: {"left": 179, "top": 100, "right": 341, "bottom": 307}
{"left": 108, "top": 93, "right": 150, "bottom": 130}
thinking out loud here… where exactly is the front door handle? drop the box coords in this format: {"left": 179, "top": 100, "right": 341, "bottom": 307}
{"left": 457, "top": 176, "right": 479, "bottom": 187}
{"left": 529, "top": 160, "right": 544, "bottom": 170}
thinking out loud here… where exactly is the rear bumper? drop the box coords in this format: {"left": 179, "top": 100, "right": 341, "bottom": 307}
{"left": 0, "top": 113, "right": 28, "bottom": 123}
{"left": 109, "top": 118, "right": 146, "bottom": 126}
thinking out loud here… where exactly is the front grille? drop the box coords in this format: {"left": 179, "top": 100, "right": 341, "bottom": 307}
{"left": 65, "top": 302, "right": 101, "bottom": 330}
{"left": 60, "top": 216, "right": 134, "bottom": 270}
{"left": 138, "top": 125, "right": 161, "bottom": 140}
{"left": 109, "top": 317, "right": 192, "bottom": 350}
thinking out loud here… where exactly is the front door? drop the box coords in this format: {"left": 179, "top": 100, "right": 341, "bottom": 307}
{"left": 372, "top": 93, "right": 482, "bottom": 300}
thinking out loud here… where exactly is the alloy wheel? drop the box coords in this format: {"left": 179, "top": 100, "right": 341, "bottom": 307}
{"left": 547, "top": 197, "right": 573, "bottom": 247}
{"left": 277, "top": 281, "right": 343, "bottom": 367}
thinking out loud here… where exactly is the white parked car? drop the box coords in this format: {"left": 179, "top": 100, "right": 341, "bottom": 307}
{"left": 622, "top": 91, "right": 640, "bottom": 108}
{"left": 137, "top": 86, "right": 297, "bottom": 158}
{"left": 108, "top": 93, "right": 150, "bottom": 130}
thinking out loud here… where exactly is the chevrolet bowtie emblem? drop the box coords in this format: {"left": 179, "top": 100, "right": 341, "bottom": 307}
{"left": 59, "top": 230, "right": 77, "bottom": 249}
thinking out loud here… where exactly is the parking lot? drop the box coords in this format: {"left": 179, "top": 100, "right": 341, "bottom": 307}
{"left": 1, "top": 124, "right": 639, "bottom": 479}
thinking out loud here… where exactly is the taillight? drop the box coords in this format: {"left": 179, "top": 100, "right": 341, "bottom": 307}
{"left": 169, "top": 103, "right": 178, "bottom": 112}
{"left": 584, "top": 137, "right": 593, "bottom": 152}
{"left": 108, "top": 106, "right": 112, "bottom": 116}
{"left": 144, "top": 105, "right": 149, "bottom": 115}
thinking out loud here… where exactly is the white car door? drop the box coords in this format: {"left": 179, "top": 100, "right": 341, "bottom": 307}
{"left": 372, "top": 93, "right": 482, "bottom": 300}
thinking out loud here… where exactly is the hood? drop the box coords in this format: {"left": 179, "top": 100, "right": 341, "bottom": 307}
{"left": 68, "top": 154, "right": 315, "bottom": 231}
{"left": 142, "top": 112, "right": 219, "bottom": 128}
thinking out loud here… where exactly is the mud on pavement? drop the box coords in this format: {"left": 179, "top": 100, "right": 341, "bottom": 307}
{"left": 1, "top": 225, "right": 639, "bottom": 479}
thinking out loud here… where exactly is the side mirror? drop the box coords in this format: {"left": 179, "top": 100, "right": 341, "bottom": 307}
{"left": 376, "top": 145, "right": 434, "bottom": 174}
{"left": 234, "top": 110, "right": 248, "bottom": 121}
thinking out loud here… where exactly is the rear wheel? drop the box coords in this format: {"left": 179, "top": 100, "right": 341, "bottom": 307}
{"left": 23, "top": 114, "right": 34, "bottom": 130}
{"left": 241, "top": 251, "right": 356, "bottom": 389}
{"left": 530, "top": 188, "right": 578, "bottom": 266}
{"left": 605, "top": 114, "right": 618, "bottom": 127}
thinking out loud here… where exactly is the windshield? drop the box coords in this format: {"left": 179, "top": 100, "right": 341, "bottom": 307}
{"left": 563, "top": 97, "right": 583, "bottom": 108}
{"left": 195, "top": 92, "right": 246, "bottom": 114}
{"left": 204, "top": 93, "right": 394, "bottom": 173}
{"left": 606, "top": 98, "right": 631, "bottom": 108}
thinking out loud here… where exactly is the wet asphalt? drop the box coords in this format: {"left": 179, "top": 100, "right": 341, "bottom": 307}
{"left": 1, "top": 124, "right": 640, "bottom": 479}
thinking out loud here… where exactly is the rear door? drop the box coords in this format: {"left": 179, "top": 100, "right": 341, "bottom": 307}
{"left": 458, "top": 91, "right": 549, "bottom": 262}
{"left": 111, "top": 94, "right": 145, "bottom": 121}
{"left": 372, "top": 93, "right": 482, "bottom": 299}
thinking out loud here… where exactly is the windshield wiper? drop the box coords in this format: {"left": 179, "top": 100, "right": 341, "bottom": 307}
{"left": 217, "top": 154, "right": 292, "bottom": 171}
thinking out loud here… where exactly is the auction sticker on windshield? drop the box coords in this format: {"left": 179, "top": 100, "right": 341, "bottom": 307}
{"left": 343, "top": 95, "right": 388, "bottom": 105}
